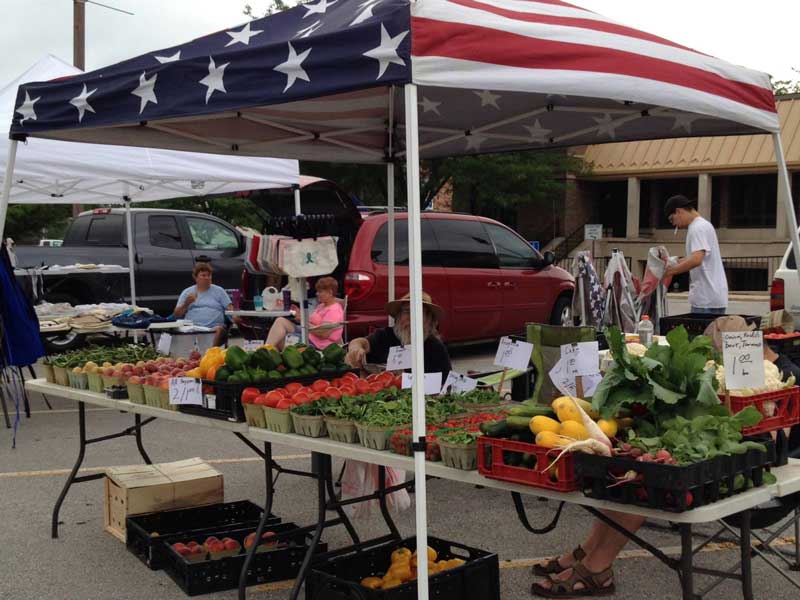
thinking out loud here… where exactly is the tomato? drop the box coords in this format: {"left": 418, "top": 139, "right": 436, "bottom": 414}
{"left": 284, "top": 382, "right": 303, "bottom": 394}
{"left": 355, "top": 378, "right": 371, "bottom": 394}
{"left": 297, "top": 386, "right": 312, "bottom": 396}
{"left": 339, "top": 384, "right": 357, "bottom": 396}
{"left": 264, "top": 390, "right": 284, "bottom": 408}
{"left": 324, "top": 387, "right": 342, "bottom": 400}
{"left": 393, "top": 375, "right": 403, "bottom": 389}
{"left": 254, "top": 393, "right": 269, "bottom": 406}
{"left": 366, "top": 373, "right": 379, "bottom": 383}
{"left": 331, "top": 378, "right": 343, "bottom": 388}
{"left": 311, "top": 379, "right": 329, "bottom": 393}
{"left": 342, "top": 372, "right": 359, "bottom": 383}
{"left": 276, "top": 398, "right": 292, "bottom": 410}
{"left": 292, "top": 392, "right": 310, "bottom": 405}
{"left": 377, "top": 372, "right": 394, "bottom": 386}
{"left": 310, "top": 391, "right": 324, "bottom": 401}
{"left": 241, "top": 387, "right": 261, "bottom": 405}
{"left": 368, "top": 382, "right": 384, "bottom": 394}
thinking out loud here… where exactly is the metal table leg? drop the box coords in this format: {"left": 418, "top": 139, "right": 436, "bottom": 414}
{"left": 134, "top": 414, "right": 152, "bottom": 464}
{"left": 739, "top": 511, "right": 754, "bottom": 600}
{"left": 680, "top": 524, "right": 697, "bottom": 600}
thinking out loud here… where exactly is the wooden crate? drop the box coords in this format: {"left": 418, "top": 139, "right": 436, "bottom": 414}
{"left": 104, "top": 458, "right": 223, "bottom": 542}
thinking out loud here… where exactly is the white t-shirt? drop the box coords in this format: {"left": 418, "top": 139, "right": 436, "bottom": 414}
{"left": 686, "top": 216, "right": 728, "bottom": 309}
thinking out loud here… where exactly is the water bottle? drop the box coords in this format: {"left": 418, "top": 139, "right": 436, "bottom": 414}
{"left": 253, "top": 294, "right": 264, "bottom": 311}
{"left": 637, "top": 315, "right": 654, "bottom": 348}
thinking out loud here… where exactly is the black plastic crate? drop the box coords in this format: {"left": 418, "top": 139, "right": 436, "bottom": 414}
{"left": 179, "top": 368, "right": 357, "bottom": 422}
{"left": 162, "top": 522, "right": 326, "bottom": 596}
{"left": 659, "top": 313, "right": 761, "bottom": 338}
{"left": 126, "top": 500, "right": 276, "bottom": 570}
{"left": 305, "top": 536, "right": 500, "bottom": 600}
{"left": 764, "top": 334, "right": 800, "bottom": 363}
{"left": 575, "top": 441, "right": 776, "bottom": 512}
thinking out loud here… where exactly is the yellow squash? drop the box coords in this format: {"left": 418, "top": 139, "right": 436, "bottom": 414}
{"left": 535, "top": 431, "right": 570, "bottom": 448}
{"left": 530, "top": 415, "right": 561, "bottom": 435}
{"left": 597, "top": 419, "right": 618, "bottom": 438}
{"left": 559, "top": 420, "right": 589, "bottom": 440}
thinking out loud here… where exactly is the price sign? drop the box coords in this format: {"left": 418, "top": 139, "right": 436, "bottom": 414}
{"left": 156, "top": 333, "right": 172, "bottom": 356}
{"left": 387, "top": 345, "right": 412, "bottom": 371}
{"left": 549, "top": 357, "right": 603, "bottom": 398}
{"left": 243, "top": 340, "right": 265, "bottom": 352}
{"left": 441, "top": 371, "right": 478, "bottom": 394}
{"left": 493, "top": 337, "right": 534, "bottom": 371}
{"left": 169, "top": 377, "right": 203, "bottom": 406}
{"left": 402, "top": 372, "right": 443, "bottom": 395}
{"left": 561, "top": 341, "right": 600, "bottom": 376}
{"left": 722, "top": 331, "right": 765, "bottom": 390}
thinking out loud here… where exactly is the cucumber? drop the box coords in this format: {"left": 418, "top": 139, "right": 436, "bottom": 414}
{"left": 479, "top": 419, "right": 511, "bottom": 438}
{"left": 521, "top": 453, "right": 537, "bottom": 468}
{"left": 506, "top": 415, "right": 534, "bottom": 430}
{"left": 508, "top": 404, "right": 555, "bottom": 419}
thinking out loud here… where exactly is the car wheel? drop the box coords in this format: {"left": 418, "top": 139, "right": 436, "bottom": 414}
{"left": 550, "top": 295, "right": 573, "bottom": 326}
{"left": 43, "top": 331, "right": 86, "bottom": 353}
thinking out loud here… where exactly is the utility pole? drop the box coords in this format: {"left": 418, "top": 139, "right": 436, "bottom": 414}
{"left": 72, "top": 0, "right": 85, "bottom": 217}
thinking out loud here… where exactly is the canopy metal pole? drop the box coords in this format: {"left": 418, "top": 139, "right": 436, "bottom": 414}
{"left": 123, "top": 198, "right": 137, "bottom": 307}
{"left": 773, "top": 133, "right": 800, "bottom": 288}
{"left": 404, "top": 82, "right": 429, "bottom": 600}
{"left": 0, "top": 140, "right": 19, "bottom": 243}
{"left": 387, "top": 86, "right": 397, "bottom": 325}
{"left": 293, "top": 185, "right": 308, "bottom": 343}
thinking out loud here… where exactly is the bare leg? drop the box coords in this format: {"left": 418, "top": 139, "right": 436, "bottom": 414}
{"left": 212, "top": 325, "right": 226, "bottom": 347}
{"left": 266, "top": 317, "right": 295, "bottom": 350}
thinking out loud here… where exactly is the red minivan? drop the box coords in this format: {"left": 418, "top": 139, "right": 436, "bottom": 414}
{"left": 239, "top": 179, "right": 574, "bottom": 343}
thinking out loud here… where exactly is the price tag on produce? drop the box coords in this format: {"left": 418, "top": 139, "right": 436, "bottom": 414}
{"left": 493, "top": 337, "right": 534, "bottom": 371}
{"left": 244, "top": 340, "right": 265, "bottom": 352}
{"left": 169, "top": 377, "right": 203, "bottom": 406}
{"left": 722, "top": 331, "right": 765, "bottom": 390}
{"left": 156, "top": 333, "right": 172, "bottom": 356}
{"left": 402, "top": 372, "right": 443, "bottom": 395}
{"left": 441, "top": 371, "right": 478, "bottom": 394}
{"left": 549, "top": 357, "right": 603, "bottom": 398}
{"left": 560, "top": 341, "right": 600, "bottom": 376}
{"left": 387, "top": 345, "right": 412, "bottom": 371}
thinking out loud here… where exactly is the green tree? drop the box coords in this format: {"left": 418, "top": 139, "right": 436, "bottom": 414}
{"left": 5, "top": 204, "right": 72, "bottom": 243}
{"left": 772, "top": 69, "right": 800, "bottom": 96}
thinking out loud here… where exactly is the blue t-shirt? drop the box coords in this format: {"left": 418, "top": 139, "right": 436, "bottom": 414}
{"left": 176, "top": 284, "right": 231, "bottom": 328}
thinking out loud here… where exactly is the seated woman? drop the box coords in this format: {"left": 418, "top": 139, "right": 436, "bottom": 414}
{"left": 265, "top": 277, "right": 344, "bottom": 350}
{"left": 173, "top": 262, "right": 237, "bottom": 346}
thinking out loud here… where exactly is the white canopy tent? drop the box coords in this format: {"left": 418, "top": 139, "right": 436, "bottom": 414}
{"left": 0, "top": 55, "right": 300, "bottom": 306}
{"left": 5, "top": 2, "right": 799, "bottom": 599}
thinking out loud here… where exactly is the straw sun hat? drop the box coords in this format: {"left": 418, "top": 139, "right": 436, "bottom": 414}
{"left": 384, "top": 292, "right": 444, "bottom": 322}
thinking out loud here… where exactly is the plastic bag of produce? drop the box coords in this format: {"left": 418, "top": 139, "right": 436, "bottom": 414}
{"left": 340, "top": 460, "right": 410, "bottom": 518}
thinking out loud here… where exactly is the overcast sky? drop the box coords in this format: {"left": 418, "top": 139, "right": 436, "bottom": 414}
{"left": 0, "top": 0, "right": 797, "bottom": 86}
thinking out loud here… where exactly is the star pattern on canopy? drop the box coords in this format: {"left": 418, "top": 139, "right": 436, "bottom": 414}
{"left": 274, "top": 42, "right": 312, "bottom": 93}
{"left": 131, "top": 72, "right": 158, "bottom": 114}
{"left": 363, "top": 24, "right": 408, "bottom": 79}
{"left": 69, "top": 84, "right": 97, "bottom": 122}
{"left": 225, "top": 22, "right": 263, "bottom": 47}
{"left": 16, "top": 91, "right": 40, "bottom": 125}
{"left": 199, "top": 57, "right": 229, "bottom": 104}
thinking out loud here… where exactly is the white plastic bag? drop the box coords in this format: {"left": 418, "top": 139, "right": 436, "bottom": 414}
{"left": 340, "top": 460, "right": 411, "bottom": 519}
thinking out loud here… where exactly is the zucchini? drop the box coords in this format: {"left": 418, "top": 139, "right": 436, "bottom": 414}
{"left": 479, "top": 419, "right": 511, "bottom": 438}
{"left": 508, "top": 404, "right": 555, "bottom": 419}
{"left": 507, "top": 415, "right": 534, "bottom": 430}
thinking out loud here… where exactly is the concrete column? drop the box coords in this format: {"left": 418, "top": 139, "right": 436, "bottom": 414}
{"left": 698, "top": 173, "right": 712, "bottom": 218}
{"left": 776, "top": 169, "right": 789, "bottom": 238}
{"left": 625, "top": 176, "right": 640, "bottom": 239}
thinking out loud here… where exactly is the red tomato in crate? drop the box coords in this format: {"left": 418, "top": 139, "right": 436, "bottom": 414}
{"left": 355, "top": 379, "right": 371, "bottom": 394}
{"left": 276, "top": 398, "right": 292, "bottom": 410}
{"left": 241, "top": 387, "right": 261, "bottom": 405}
{"left": 284, "top": 382, "right": 303, "bottom": 395}
{"left": 264, "top": 391, "right": 284, "bottom": 408}
{"left": 324, "top": 387, "right": 342, "bottom": 400}
{"left": 311, "top": 379, "right": 329, "bottom": 393}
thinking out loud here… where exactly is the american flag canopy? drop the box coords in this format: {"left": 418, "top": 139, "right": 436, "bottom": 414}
{"left": 9, "top": 0, "right": 779, "bottom": 163}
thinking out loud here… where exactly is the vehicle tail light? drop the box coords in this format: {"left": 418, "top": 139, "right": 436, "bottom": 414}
{"left": 92, "top": 208, "right": 111, "bottom": 214}
{"left": 771, "top": 277, "right": 785, "bottom": 311}
{"left": 344, "top": 271, "right": 375, "bottom": 302}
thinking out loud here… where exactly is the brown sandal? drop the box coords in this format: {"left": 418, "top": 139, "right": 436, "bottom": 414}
{"left": 531, "top": 546, "right": 586, "bottom": 577}
{"left": 531, "top": 561, "right": 615, "bottom": 598}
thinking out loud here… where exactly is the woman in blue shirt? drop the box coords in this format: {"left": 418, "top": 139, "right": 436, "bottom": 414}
{"left": 174, "top": 262, "right": 237, "bottom": 346}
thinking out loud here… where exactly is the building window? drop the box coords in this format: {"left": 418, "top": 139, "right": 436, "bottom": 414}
{"left": 639, "top": 178, "right": 698, "bottom": 229}
{"left": 717, "top": 174, "right": 776, "bottom": 229}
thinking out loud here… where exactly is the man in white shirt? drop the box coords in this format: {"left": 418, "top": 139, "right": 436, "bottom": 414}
{"left": 663, "top": 194, "right": 728, "bottom": 314}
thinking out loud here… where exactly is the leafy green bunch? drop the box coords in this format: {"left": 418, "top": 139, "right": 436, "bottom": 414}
{"left": 592, "top": 326, "right": 719, "bottom": 425}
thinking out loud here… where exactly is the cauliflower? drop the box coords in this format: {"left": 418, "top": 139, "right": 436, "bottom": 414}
{"left": 714, "top": 359, "right": 795, "bottom": 415}
{"left": 625, "top": 343, "right": 647, "bottom": 357}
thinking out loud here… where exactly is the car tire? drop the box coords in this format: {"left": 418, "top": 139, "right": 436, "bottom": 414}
{"left": 40, "top": 292, "right": 86, "bottom": 352}
{"left": 550, "top": 294, "right": 573, "bottom": 326}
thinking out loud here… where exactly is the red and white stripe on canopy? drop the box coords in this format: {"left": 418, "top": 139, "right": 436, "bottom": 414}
{"left": 4, "top": 2, "right": 793, "bottom": 598}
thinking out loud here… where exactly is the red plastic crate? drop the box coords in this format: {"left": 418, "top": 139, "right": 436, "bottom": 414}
{"left": 477, "top": 437, "right": 578, "bottom": 492}
{"left": 726, "top": 386, "right": 800, "bottom": 435}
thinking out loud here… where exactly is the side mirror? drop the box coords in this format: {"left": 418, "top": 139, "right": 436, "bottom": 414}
{"left": 542, "top": 251, "right": 555, "bottom": 268}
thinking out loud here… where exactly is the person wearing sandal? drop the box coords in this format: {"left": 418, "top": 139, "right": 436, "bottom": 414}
{"left": 531, "top": 510, "right": 644, "bottom": 597}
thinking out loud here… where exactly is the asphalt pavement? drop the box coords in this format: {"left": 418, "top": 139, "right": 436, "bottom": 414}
{"left": 5, "top": 293, "right": 798, "bottom": 600}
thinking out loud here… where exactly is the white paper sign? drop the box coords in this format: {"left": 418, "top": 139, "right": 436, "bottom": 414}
{"left": 561, "top": 341, "right": 600, "bottom": 376}
{"left": 549, "top": 357, "right": 603, "bottom": 398}
{"left": 156, "top": 333, "right": 172, "bottom": 356}
{"left": 169, "top": 377, "right": 203, "bottom": 406}
{"left": 402, "top": 372, "right": 443, "bottom": 395}
{"left": 285, "top": 333, "right": 300, "bottom": 347}
{"left": 722, "top": 331, "right": 765, "bottom": 390}
{"left": 387, "top": 345, "right": 412, "bottom": 371}
{"left": 441, "top": 371, "right": 479, "bottom": 394}
{"left": 244, "top": 340, "right": 265, "bottom": 352}
{"left": 493, "top": 337, "right": 534, "bottom": 371}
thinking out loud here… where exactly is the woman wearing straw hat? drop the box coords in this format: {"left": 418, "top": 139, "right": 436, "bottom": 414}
{"left": 345, "top": 291, "right": 452, "bottom": 375}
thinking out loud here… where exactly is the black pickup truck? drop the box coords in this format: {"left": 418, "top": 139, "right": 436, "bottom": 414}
{"left": 15, "top": 208, "right": 246, "bottom": 316}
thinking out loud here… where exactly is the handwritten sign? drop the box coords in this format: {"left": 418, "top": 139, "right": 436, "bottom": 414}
{"left": 493, "top": 337, "right": 534, "bottom": 371}
{"left": 387, "top": 345, "right": 412, "bottom": 371}
{"left": 441, "top": 371, "right": 478, "bottom": 394}
{"left": 169, "top": 377, "right": 203, "bottom": 406}
{"left": 561, "top": 341, "right": 600, "bottom": 376}
{"left": 244, "top": 340, "right": 265, "bottom": 352}
{"left": 549, "top": 357, "right": 603, "bottom": 398}
{"left": 722, "top": 331, "right": 765, "bottom": 390}
{"left": 402, "top": 372, "right": 443, "bottom": 395}
{"left": 156, "top": 333, "right": 172, "bottom": 356}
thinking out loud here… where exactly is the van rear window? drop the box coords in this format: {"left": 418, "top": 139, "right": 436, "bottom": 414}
{"left": 371, "top": 220, "right": 439, "bottom": 266}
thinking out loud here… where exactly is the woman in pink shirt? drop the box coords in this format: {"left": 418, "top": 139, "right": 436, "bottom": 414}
{"left": 265, "top": 277, "right": 343, "bottom": 350}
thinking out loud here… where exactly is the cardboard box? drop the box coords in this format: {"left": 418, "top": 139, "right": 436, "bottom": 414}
{"left": 104, "top": 458, "right": 223, "bottom": 542}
